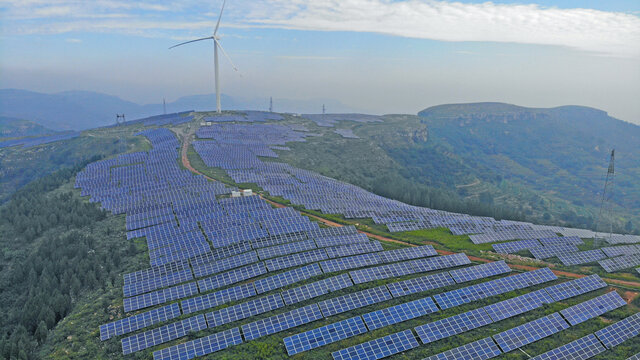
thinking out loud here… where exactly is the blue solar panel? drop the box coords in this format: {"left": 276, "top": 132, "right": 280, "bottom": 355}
{"left": 254, "top": 263, "right": 323, "bottom": 294}
{"left": 121, "top": 315, "right": 207, "bottom": 354}
{"left": 378, "top": 245, "right": 437, "bottom": 262}
{"left": 362, "top": 297, "right": 439, "bottom": 330}
{"left": 281, "top": 273, "right": 354, "bottom": 305}
{"left": 492, "top": 239, "right": 542, "bottom": 254}
{"left": 493, "top": 312, "right": 569, "bottom": 353}
{"left": 152, "top": 327, "right": 243, "bottom": 360}
{"left": 100, "top": 303, "right": 181, "bottom": 341}
{"left": 595, "top": 312, "right": 640, "bottom": 348}
{"left": 331, "top": 329, "right": 419, "bottom": 360}
{"left": 560, "top": 291, "right": 626, "bottom": 325}
{"left": 284, "top": 316, "right": 368, "bottom": 355}
{"left": 264, "top": 248, "right": 328, "bottom": 271}
{"left": 448, "top": 261, "right": 511, "bottom": 283}
{"left": 206, "top": 293, "right": 284, "bottom": 328}
{"left": 320, "top": 252, "right": 382, "bottom": 273}
{"left": 325, "top": 241, "right": 384, "bottom": 258}
{"left": 181, "top": 283, "right": 256, "bottom": 315}
{"left": 433, "top": 268, "right": 557, "bottom": 310}
{"left": 544, "top": 274, "right": 607, "bottom": 302}
{"left": 423, "top": 337, "right": 502, "bottom": 360}
{"left": 415, "top": 308, "right": 493, "bottom": 344}
{"left": 557, "top": 249, "right": 608, "bottom": 266}
{"left": 483, "top": 289, "right": 554, "bottom": 322}
{"left": 531, "top": 334, "right": 605, "bottom": 360}
{"left": 349, "top": 253, "right": 470, "bottom": 284}
{"left": 197, "top": 262, "right": 266, "bottom": 292}
{"left": 386, "top": 272, "right": 455, "bottom": 297}
{"left": 241, "top": 304, "right": 323, "bottom": 341}
{"left": 124, "top": 282, "right": 199, "bottom": 312}
{"left": 318, "top": 286, "right": 392, "bottom": 317}
{"left": 192, "top": 251, "right": 259, "bottom": 278}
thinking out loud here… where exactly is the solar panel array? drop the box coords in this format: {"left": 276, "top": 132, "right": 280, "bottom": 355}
{"left": 594, "top": 312, "right": 640, "bottom": 348}
{"left": 423, "top": 337, "right": 502, "bottom": 360}
{"left": 331, "top": 329, "right": 419, "bottom": 360}
{"left": 557, "top": 249, "right": 607, "bottom": 266}
{"left": 493, "top": 312, "right": 570, "bottom": 352}
{"left": 78, "top": 122, "right": 639, "bottom": 359}
{"left": 560, "top": 291, "right": 626, "bottom": 325}
{"left": 284, "top": 316, "right": 368, "bottom": 355}
{"left": 598, "top": 253, "right": 640, "bottom": 272}
{"left": 531, "top": 334, "right": 605, "bottom": 360}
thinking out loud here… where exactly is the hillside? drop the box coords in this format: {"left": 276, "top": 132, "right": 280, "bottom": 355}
{"left": 271, "top": 105, "right": 639, "bottom": 233}
{"left": 0, "top": 116, "right": 54, "bottom": 139}
{"left": 0, "top": 110, "right": 639, "bottom": 360}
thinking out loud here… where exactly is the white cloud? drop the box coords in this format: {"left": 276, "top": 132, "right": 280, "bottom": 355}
{"left": 1, "top": 0, "right": 638, "bottom": 58}
{"left": 65, "top": 37, "right": 82, "bottom": 43}
{"left": 240, "top": 0, "right": 640, "bottom": 58}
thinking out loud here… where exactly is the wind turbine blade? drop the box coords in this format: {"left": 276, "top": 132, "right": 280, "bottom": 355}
{"left": 214, "top": 39, "right": 239, "bottom": 73}
{"left": 169, "top": 37, "right": 213, "bottom": 49}
{"left": 213, "top": 0, "right": 226, "bottom": 36}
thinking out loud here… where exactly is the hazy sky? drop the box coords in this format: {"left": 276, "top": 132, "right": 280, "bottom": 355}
{"left": 1, "top": 0, "right": 639, "bottom": 123}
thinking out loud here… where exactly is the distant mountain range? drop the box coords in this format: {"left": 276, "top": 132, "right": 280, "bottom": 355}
{"left": 0, "top": 89, "right": 362, "bottom": 130}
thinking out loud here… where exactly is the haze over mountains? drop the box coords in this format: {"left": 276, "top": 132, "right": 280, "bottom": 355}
{"left": 0, "top": 89, "right": 361, "bottom": 130}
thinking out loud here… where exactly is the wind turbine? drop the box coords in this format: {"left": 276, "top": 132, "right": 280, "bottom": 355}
{"left": 169, "top": 0, "right": 238, "bottom": 113}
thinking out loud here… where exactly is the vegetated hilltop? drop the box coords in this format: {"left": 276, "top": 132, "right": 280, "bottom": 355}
{"left": 276, "top": 103, "right": 639, "bottom": 233}
{"left": 0, "top": 116, "right": 55, "bottom": 138}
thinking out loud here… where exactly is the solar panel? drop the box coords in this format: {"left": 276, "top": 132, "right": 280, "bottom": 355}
{"left": 181, "top": 283, "right": 256, "bottom": 315}
{"left": 379, "top": 245, "right": 437, "bottom": 262}
{"left": 433, "top": 268, "right": 557, "bottom": 310}
{"left": 599, "top": 253, "right": 640, "bottom": 272}
{"left": 493, "top": 312, "right": 569, "bottom": 353}
{"left": 152, "top": 327, "right": 243, "bottom": 360}
{"left": 560, "top": 291, "right": 626, "bottom": 325}
{"left": 254, "top": 263, "right": 323, "bottom": 294}
{"left": 529, "top": 244, "right": 580, "bottom": 259}
{"left": 121, "top": 315, "right": 207, "bottom": 354}
{"left": 100, "top": 303, "right": 181, "bottom": 341}
{"left": 325, "top": 241, "right": 384, "bottom": 258}
{"left": 320, "top": 252, "right": 382, "bottom": 273}
{"left": 192, "top": 251, "right": 259, "bottom": 278}
{"left": 415, "top": 307, "right": 493, "bottom": 344}
{"left": 544, "top": 274, "right": 607, "bottom": 302}
{"left": 124, "top": 281, "right": 199, "bottom": 312}
{"left": 483, "top": 289, "right": 554, "bottom": 322}
{"left": 284, "top": 316, "right": 368, "bottom": 355}
{"left": 197, "top": 262, "right": 267, "bottom": 292}
{"left": 423, "top": 337, "right": 502, "bottom": 360}
{"left": 241, "top": 304, "right": 323, "bottom": 341}
{"left": 601, "top": 245, "right": 640, "bottom": 257}
{"left": 628, "top": 353, "right": 640, "bottom": 360}
{"left": 206, "top": 293, "right": 284, "bottom": 328}
{"left": 256, "top": 239, "right": 317, "bottom": 260}
{"left": 492, "top": 239, "right": 542, "bottom": 254}
{"left": 362, "top": 297, "right": 439, "bottom": 330}
{"left": 349, "top": 253, "right": 470, "bottom": 284}
{"left": 595, "top": 312, "right": 640, "bottom": 348}
{"left": 531, "top": 333, "right": 605, "bottom": 360}
{"left": 331, "top": 329, "right": 419, "bottom": 360}
{"left": 538, "top": 236, "right": 584, "bottom": 246}
{"left": 386, "top": 272, "right": 455, "bottom": 297}
{"left": 318, "top": 286, "right": 392, "bottom": 317}
{"left": 264, "top": 248, "right": 328, "bottom": 271}
{"left": 281, "top": 273, "right": 354, "bottom": 305}
{"left": 557, "top": 249, "right": 607, "bottom": 266}
{"left": 448, "top": 261, "right": 511, "bottom": 283}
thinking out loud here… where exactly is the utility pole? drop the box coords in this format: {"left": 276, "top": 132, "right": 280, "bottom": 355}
{"left": 269, "top": 97, "right": 273, "bottom": 113}
{"left": 595, "top": 149, "right": 615, "bottom": 246}
{"left": 322, "top": 104, "right": 326, "bottom": 114}
{"left": 163, "top": 98, "right": 167, "bottom": 115}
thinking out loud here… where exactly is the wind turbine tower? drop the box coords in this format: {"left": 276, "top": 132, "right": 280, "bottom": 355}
{"left": 169, "top": 0, "right": 238, "bottom": 113}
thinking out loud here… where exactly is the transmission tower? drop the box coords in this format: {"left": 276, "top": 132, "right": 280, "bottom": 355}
{"left": 269, "top": 97, "right": 273, "bottom": 113}
{"left": 116, "top": 113, "right": 125, "bottom": 126}
{"left": 594, "top": 149, "right": 615, "bottom": 247}
{"left": 163, "top": 98, "right": 167, "bottom": 115}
